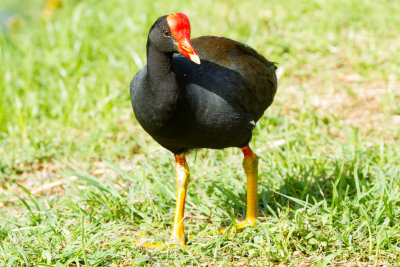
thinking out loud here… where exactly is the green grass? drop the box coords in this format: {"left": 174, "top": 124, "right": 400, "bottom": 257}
{"left": 1, "top": 0, "right": 400, "bottom": 265}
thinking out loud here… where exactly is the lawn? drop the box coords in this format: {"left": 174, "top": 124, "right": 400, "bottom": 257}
{"left": 1, "top": 0, "right": 400, "bottom": 265}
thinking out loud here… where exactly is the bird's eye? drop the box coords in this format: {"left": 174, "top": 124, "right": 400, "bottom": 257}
{"left": 162, "top": 30, "right": 172, "bottom": 37}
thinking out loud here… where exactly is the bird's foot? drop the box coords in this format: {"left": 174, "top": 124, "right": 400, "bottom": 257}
{"left": 133, "top": 234, "right": 188, "bottom": 251}
{"left": 169, "top": 233, "right": 189, "bottom": 250}
{"left": 218, "top": 217, "right": 257, "bottom": 235}
{"left": 133, "top": 241, "right": 188, "bottom": 251}
{"left": 235, "top": 217, "right": 257, "bottom": 229}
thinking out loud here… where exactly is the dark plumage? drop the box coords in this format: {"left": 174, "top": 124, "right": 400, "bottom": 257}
{"left": 129, "top": 13, "right": 278, "bottom": 247}
{"left": 130, "top": 23, "right": 277, "bottom": 154}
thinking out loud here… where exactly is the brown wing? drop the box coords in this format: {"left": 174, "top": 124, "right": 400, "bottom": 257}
{"left": 191, "top": 36, "right": 277, "bottom": 120}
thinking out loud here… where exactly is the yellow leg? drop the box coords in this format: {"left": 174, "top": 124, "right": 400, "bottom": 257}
{"left": 236, "top": 146, "right": 259, "bottom": 229}
{"left": 170, "top": 153, "right": 190, "bottom": 248}
{"left": 133, "top": 153, "right": 190, "bottom": 250}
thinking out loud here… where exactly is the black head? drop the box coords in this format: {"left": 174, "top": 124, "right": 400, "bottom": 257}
{"left": 147, "top": 13, "right": 200, "bottom": 64}
{"left": 147, "top": 15, "right": 178, "bottom": 53}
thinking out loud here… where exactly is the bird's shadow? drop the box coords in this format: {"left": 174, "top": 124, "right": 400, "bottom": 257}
{"left": 214, "top": 157, "right": 368, "bottom": 224}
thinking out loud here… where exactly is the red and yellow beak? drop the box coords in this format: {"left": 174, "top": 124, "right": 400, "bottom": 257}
{"left": 176, "top": 39, "right": 200, "bottom": 64}
{"left": 167, "top": 13, "right": 201, "bottom": 65}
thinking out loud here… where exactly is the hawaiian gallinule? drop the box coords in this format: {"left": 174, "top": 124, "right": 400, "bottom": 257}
{"left": 130, "top": 13, "right": 277, "bottom": 247}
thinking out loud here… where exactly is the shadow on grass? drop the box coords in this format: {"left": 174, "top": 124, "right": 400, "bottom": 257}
{"left": 215, "top": 154, "right": 373, "bottom": 222}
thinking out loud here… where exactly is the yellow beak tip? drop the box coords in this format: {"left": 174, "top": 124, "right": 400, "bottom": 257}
{"left": 189, "top": 54, "right": 201, "bottom": 64}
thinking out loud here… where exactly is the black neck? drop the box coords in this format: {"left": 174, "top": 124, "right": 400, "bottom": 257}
{"left": 146, "top": 42, "right": 177, "bottom": 88}
{"left": 144, "top": 41, "right": 182, "bottom": 116}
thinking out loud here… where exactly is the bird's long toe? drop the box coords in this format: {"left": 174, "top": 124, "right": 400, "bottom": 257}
{"left": 235, "top": 217, "right": 257, "bottom": 229}
{"left": 133, "top": 238, "right": 188, "bottom": 251}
